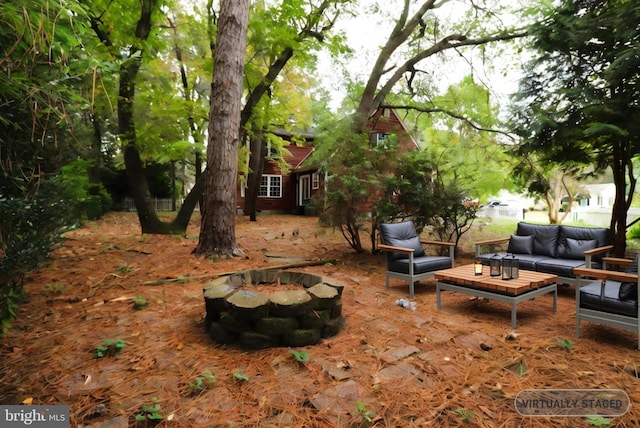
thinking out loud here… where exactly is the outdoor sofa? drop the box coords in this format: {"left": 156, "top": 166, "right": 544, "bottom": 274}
{"left": 474, "top": 222, "right": 613, "bottom": 286}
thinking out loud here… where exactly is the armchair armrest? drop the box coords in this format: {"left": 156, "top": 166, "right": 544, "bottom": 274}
{"left": 574, "top": 267, "right": 637, "bottom": 283}
{"left": 602, "top": 256, "right": 633, "bottom": 270}
{"left": 474, "top": 237, "right": 510, "bottom": 257}
{"left": 421, "top": 240, "right": 456, "bottom": 247}
{"left": 584, "top": 245, "right": 614, "bottom": 268}
{"left": 378, "top": 244, "right": 415, "bottom": 254}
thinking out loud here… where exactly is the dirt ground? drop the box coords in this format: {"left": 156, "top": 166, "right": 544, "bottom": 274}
{"left": 1, "top": 212, "right": 640, "bottom": 427}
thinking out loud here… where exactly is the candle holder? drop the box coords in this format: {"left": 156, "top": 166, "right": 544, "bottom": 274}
{"left": 474, "top": 258, "right": 483, "bottom": 275}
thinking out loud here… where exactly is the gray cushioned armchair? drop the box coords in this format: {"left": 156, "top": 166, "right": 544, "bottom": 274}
{"left": 379, "top": 221, "right": 455, "bottom": 298}
{"left": 574, "top": 251, "right": 640, "bottom": 350}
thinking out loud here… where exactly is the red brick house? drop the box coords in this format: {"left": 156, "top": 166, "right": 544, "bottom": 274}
{"left": 236, "top": 108, "right": 419, "bottom": 214}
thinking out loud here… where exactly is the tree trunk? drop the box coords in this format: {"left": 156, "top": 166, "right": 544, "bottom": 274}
{"left": 610, "top": 144, "right": 635, "bottom": 257}
{"left": 194, "top": 0, "right": 249, "bottom": 258}
{"left": 114, "top": 0, "right": 177, "bottom": 234}
{"left": 244, "top": 134, "right": 266, "bottom": 221}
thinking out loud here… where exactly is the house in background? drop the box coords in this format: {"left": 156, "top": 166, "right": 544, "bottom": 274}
{"left": 364, "top": 107, "right": 420, "bottom": 152}
{"left": 576, "top": 183, "right": 616, "bottom": 208}
{"left": 236, "top": 107, "right": 420, "bottom": 215}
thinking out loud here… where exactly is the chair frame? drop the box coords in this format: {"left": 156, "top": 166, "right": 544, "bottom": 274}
{"left": 574, "top": 266, "right": 640, "bottom": 350}
{"left": 379, "top": 239, "right": 455, "bottom": 298}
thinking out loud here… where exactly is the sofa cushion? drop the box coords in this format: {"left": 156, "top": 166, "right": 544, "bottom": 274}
{"left": 564, "top": 238, "right": 598, "bottom": 260}
{"left": 476, "top": 253, "right": 548, "bottom": 271}
{"left": 516, "top": 223, "right": 560, "bottom": 258}
{"left": 560, "top": 225, "right": 610, "bottom": 248}
{"left": 535, "top": 258, "right": 585, "bottom": 278}
{"left": 580, "top": 280, "right": 638, "bottom": 318}
{"left": 559, "top": 225, "right": 610, "bottom": 261}
{"left": 380, "top": 221, "right": 425, "bottom": 261}
{"left": 507, "top": 235, "right": 534, "bottom": 255}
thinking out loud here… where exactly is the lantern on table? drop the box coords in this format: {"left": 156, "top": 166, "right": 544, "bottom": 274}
{"left": 502, "top": 254, "right": 513, "bottom": 280}
{"left": 510, "top": 254, "right": 519, "bottom": 279}
{"left": 474, "top": 258, "right": 483, "bottom": 275}
{"left": 489, "top": 254, "right": 502, "bottom": 277}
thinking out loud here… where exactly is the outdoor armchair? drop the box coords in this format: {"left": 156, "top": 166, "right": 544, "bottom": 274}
{"left": 379, "top": 221, "right": 455, "bottom": 298}
{"left": 574, "top": 251, "right": 640, "bottom": 350}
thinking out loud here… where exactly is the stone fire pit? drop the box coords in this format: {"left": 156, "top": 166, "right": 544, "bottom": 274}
{"left": 203, "top": 269, "right": 345, "bottom": 349}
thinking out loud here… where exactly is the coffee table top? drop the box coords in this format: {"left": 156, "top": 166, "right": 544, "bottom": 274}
{"left": 435, "top": 264, "right": 557, "bottom": 295}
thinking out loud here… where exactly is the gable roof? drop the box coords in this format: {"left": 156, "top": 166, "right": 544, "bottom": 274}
{"left": 367, "top": 108, "right": 420, "bottom": 150}
{"left": 283, "top": 145, "right": 314, "bottom": 170}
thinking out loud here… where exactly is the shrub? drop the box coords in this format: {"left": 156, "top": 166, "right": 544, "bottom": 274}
{"left": 0, "top": 179, "right": 78, "bottom": 335}
{"left": 55, "top": 159, "right": 112, "bottom": 220}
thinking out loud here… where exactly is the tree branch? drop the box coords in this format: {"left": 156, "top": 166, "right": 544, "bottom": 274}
{"left": 372, "top": 30, "right": 528, "bottom": 110}
{"left": 380, "top": 103, "right": 516, "bottom": 141}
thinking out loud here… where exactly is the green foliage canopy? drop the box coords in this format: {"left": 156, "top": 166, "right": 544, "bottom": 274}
{"left": 510, "top": 0, "right": 640, "bottom": 253}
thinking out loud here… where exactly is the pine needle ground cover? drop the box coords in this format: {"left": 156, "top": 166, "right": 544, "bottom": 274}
{"left": 1, "top": 213, "right": 639, "bottom": 427}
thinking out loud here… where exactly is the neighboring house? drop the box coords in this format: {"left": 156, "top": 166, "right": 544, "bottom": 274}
{"left": 236, "top": 107, "right": 420, "bottom": 215}
{"left": 576, "top": 183, "right": 616, "bottom": 208}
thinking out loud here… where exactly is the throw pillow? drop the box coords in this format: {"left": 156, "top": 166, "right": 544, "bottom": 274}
{"left": 385, "top": 235, "right": 426, "bottom": 260}
{"left": 507, "top": 235, "right": 534, "bottom": 255}
{"left": 564, "top": 237, "right": 597, "bottom": 260}
{"left": 619, "top": 282, "right": 637, "bottom": 300}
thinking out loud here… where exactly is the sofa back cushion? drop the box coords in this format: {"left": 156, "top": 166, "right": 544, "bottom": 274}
{"left": 558, "top": 225, "right": 610, "bottom": 261}
{"left": 379, "top": 221, "right": 426, "bottom": 261}
{"left": 516, "top": 223, "right": 560, "bottom": 258}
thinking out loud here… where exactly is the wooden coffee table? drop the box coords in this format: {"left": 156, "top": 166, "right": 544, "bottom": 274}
{"left": 435, "top": 265, "right": 557, "bottom": 328}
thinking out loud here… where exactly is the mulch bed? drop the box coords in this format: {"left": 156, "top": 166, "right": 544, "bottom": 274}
{"left": 1, "top": 212, "right": 639, "bottom": 427}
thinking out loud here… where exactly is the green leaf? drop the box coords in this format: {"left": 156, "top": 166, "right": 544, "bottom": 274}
{"left": 234, "top": 370, "right": 249, "bottom": 382}
{"left": 289, "top": 349, "right": 309, "bottom": 362}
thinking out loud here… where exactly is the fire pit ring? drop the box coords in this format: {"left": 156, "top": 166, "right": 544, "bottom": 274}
{"left": 203, "top": 269, "right": 345, "bottom": 349}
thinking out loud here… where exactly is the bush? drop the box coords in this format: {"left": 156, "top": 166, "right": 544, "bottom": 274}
{"left": 0, "top": 179, "right": 78, "bottom": 335}
{"left": 55, "top": 160, "right": 112, "bottom": 220}
{"left": 627, "top": 222, "right": 640, "bottom": 241}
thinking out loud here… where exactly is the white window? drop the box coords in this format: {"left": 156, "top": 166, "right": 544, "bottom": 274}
{"left": 312, "top": 172, "right": 319, "bottom": 190}
{"left": 371, "top": 133, "right": 388, "bottom": 147}
{"left": 259, "top": 175, "right": 282, "bottom": 198}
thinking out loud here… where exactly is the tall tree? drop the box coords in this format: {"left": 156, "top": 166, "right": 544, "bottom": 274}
{"left": 510, "top": 0, "right": 640, "bottom": 255}
{"left": 194, "top": 0, "right": 250, "bottom": 258}
{"left": 351, "top": 0, "right": 527, "bottom": 131}
{"left": 84, "top": 0, "right": 184, "bottom": 233}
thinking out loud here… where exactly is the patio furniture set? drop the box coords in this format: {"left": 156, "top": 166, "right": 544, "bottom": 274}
{"left": 379, "top": 221, "right": 640, "bottom": 349}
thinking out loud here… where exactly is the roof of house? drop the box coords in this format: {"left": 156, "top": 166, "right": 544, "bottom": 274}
{"left": 284, "top": 145, "right": 314, "bottom": 170}
{"left": 367, "top": 108, "right": 420, "bottom": 150}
